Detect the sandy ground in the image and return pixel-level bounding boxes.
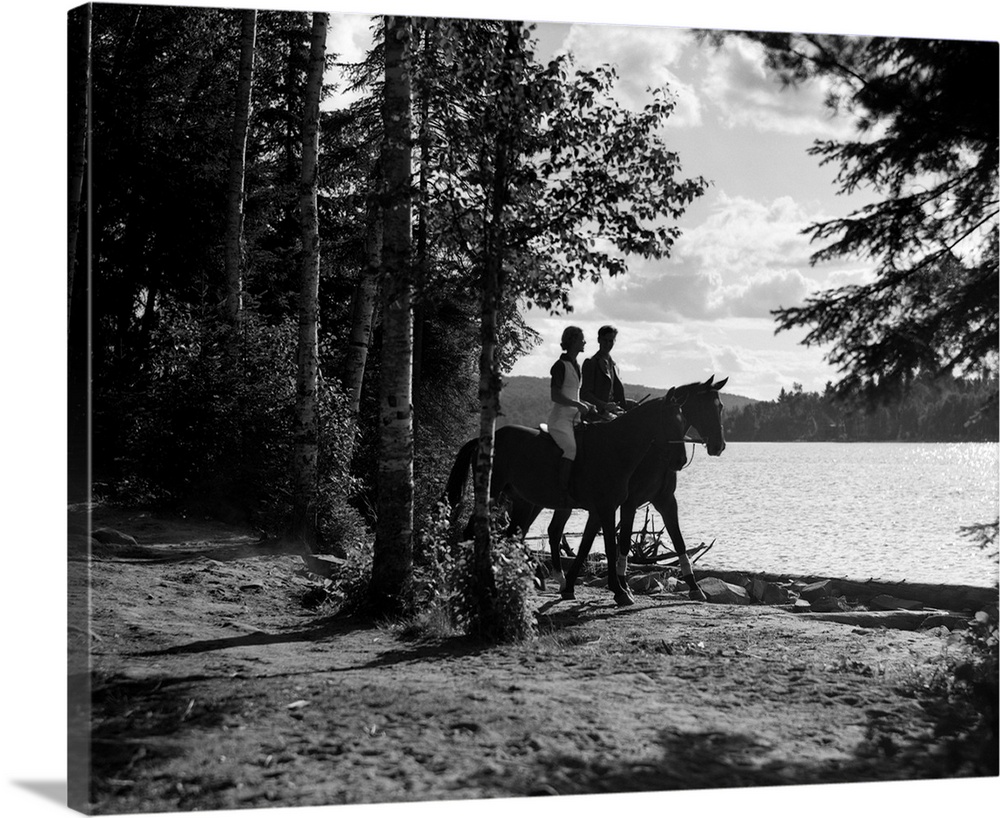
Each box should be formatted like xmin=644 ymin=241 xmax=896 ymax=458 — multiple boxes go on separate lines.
xmin=67 ymin=506 xmax=993 ymax=815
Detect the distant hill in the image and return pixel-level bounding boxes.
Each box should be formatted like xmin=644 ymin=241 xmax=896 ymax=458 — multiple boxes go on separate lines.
xmin=495 ymin=375 xmax=757 ymax=428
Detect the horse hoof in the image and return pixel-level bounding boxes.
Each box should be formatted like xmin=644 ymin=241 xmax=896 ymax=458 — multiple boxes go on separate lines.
xmin=689 ymin=588 xmax=707 ymax=602
xmin=614 ymin=592 xmax=635 ymax=607
xmin=561 ymin=589 xmax=576 ymax=601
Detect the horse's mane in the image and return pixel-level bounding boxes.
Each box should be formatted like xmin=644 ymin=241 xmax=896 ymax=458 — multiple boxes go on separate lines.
xmin=671 ymin=376 xmax=727 ymax=402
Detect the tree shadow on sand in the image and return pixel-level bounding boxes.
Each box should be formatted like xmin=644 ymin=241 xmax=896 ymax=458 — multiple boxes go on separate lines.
xmin=491 ymin=722 xmax=969 ymax=796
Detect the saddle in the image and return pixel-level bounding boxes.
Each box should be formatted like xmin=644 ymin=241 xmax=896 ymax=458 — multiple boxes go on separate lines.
xmin=536 ymin=410 xmax=612 ymax=452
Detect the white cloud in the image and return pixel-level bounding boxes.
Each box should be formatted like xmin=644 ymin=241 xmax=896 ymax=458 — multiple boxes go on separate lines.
xmin=581 ymin=191 xmax=826 ymax=322
xmin=324 ymin=13 xmax=378 ymax=110
xmin=328 ymin=13 xmax=376 ymax=63
xmin=558 ymin=23 xmax=703 ymax=126
xmin=701 ymin=38 xmax=854 ymax=138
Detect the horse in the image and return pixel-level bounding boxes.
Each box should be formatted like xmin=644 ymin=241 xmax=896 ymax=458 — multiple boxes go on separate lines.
xmin=507 ymin=376 xmax=728 ymax=605
xmin=444 ymin=393 xmax=689 ymax=606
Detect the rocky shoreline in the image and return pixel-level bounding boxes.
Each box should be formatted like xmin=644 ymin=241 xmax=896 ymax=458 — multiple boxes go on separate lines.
xmin=607 ymin=563 xmax=998 ymax=632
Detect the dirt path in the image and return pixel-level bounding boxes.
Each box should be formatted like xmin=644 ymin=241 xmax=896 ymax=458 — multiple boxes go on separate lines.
xmin=70 ymin=507 xmax=982 ymax=814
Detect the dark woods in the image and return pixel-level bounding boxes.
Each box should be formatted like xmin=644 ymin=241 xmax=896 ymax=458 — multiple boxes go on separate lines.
xmin=67 ymin=5 xmax=709 ymax=600
xmin=69 ymin=7 xmax=486 ymax=540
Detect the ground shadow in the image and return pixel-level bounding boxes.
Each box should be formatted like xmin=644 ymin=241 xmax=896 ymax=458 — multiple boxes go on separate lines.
xmin=136 ymin=613 xmax=373 ymax=657
xmin=485 ymin=718 xmax=968 ymax=797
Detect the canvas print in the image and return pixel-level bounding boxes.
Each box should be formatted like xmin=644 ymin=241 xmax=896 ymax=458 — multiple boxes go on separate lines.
xmin=66 ymin=1 xmax=998 ymax=814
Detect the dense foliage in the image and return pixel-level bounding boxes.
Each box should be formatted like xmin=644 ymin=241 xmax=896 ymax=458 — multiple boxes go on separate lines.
xmin=704 ymin=32 xmax=999 ymax=406
xmin=78 ymin=6 xmax=482 ymax=547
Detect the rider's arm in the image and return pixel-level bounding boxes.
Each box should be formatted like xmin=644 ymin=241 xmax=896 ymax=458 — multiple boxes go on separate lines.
xmin=580 ymin=357 xmax=600 ymax=408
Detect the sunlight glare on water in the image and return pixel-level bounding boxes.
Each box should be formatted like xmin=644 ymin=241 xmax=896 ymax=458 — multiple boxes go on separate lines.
xmin=528 ymin=442 xmax=999 ymax=587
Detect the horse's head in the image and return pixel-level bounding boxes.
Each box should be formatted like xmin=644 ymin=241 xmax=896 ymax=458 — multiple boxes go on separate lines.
xmin=675 ymin=375 xmax=728 ymax=456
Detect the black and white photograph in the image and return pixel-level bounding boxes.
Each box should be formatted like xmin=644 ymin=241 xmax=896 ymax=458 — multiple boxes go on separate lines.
xmin=3 ymin=1 xmax=999 ymax=816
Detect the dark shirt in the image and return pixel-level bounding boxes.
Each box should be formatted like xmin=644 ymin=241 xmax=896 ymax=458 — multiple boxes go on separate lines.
xmin=581 ymin=351 xmax=625 ymax=410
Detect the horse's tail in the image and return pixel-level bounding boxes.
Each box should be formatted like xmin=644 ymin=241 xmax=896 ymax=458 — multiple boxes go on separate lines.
xmin=444 ymin=437 xmax=478 ymax=507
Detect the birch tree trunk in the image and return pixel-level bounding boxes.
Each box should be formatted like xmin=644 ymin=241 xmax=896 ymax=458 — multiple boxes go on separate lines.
xmin=290 ymin=12 xmax=328 ymax=549
xmin=371 ymin=15 xmax=415 ymax=615
xmin=470 ymin=21 xmax=524 ymax=629
xmin=341 ymin=180 xmax=382 ymax=460
xmin=222 ymin=8 xmax=257 ymax=333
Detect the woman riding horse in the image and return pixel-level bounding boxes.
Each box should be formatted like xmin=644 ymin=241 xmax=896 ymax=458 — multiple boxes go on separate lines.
xmin=487 ymin=376 xmax=728 ymax=605
xmin=445 ymin=393 xmax=688 ymax=606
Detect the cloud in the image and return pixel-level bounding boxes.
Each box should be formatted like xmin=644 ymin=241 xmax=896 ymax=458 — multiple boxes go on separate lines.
xmin=701 ymin=38 xmax=855 ymax=138
xmin=324 ymin=13 xmax=379 ymax=109
xmin=327 ymin=13 xmax=376 ymax=63
xmin=558 ymin=23 xmax=703 ymax=126
xmin=585 ymin=191 xmax=827 ymax=322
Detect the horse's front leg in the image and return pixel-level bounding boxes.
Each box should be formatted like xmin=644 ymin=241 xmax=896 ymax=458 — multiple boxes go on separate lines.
xmin=561 ymin=514 xmax=600 ymax=600
xmin=599 ymin=508 xmax=634 ymax=607
xmin=653 ymin=474 xmax=706 ymax=601
xmin=547 ymin=507 xmax=572 ymax=593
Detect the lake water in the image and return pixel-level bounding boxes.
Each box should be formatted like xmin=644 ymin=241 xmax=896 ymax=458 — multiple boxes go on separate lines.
xmin=527 ymin=442 xmax=1000 ymax=588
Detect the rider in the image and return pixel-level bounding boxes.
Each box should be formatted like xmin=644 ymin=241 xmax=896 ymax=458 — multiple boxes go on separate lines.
xmin=581 ymin=325 xmax=636 ymax=416
xmin=548 ymin=326 xmax=595 ymax=506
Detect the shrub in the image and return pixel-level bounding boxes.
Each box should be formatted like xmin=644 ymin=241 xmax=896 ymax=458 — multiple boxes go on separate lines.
xmin=398 ymin=503 xmax=538 ymax=643
xmin=104 ymin=304 xmax=367 ymax=550
xmin=450 ymin=529 xmax=538 ymax=644
xmin=911 ymin=606 xmax=999 ymax=776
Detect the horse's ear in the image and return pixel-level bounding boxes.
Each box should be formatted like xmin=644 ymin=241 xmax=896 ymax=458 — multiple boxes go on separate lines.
xmin=665 ymin=387 xmax=676 ymax=402
xmin=713 ymin=376 xmax=729 ymax=391
xmin=703 ymin=375 xmax=715 ymax=388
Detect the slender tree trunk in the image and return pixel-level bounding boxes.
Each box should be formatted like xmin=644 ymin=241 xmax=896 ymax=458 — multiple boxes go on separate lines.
xmin=342 ymin=178 xmax=382 ymax=457
xmin=412 ymin=41 xmax=432 ymax=422
xmin=290 ymin=11 xmax=328 ymax=549
xmin=471 ymin=22 xmax=524 ymax=630
xmin=222 ymin=8 xmax=257 ymax=333
xmin=371 ymin=15 xmax=415 ymax=615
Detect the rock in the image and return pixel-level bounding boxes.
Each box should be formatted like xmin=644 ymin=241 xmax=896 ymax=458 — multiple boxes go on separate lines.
xmin=750 ymin=577 xmax=791 ymax=605
xmin=797 ymin=610 xmax=931 ymax=631
xmin=810 ymin=596 xmax=851 ymax=613
xmin=792 ymin=598 xmax=813 ymax=612
xmin=697 ymin=576 xmax=751 ymax=605
xmin=301 ymin=554 xmax=346 ymax=579
xmin=921 ymin=614 xmax=969 ymax=631
xmin=799 ymin=579 xmax=839 ymax=602
xmin=91 ymin=527 xmax=138 ymax=546
xmin=869 ymin=594 xmax=924 ymax=611
xmin=628 ymin=574 xmax=664 ymax=594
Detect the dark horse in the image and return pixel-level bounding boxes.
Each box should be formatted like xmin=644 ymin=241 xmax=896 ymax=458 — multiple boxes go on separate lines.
xmin=506 ymin=376 xmax=728 ymax=605
xmin=444 ymin=394 xmax=688 ymax=606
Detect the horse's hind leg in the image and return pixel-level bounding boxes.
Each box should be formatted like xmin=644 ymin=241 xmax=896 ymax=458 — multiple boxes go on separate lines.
xmin=561 ymin=514 xmax=600 ymax=600
xmin=547 ymin=508 xmax=572 ymax=592
xmin=653 ymin=474 xmax=706 ymax=601
xmin=616 ymin=502 xmax=638 ymax=588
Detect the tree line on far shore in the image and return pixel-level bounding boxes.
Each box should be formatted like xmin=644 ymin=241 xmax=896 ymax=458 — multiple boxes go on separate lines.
xmin=497 ymin=373 xmax=998 ymax=443
xmin=725 ymin=374 xmax=998 ymax=442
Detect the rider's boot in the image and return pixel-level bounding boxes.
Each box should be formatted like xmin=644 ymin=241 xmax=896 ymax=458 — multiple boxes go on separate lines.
xmin=558 ymin=457 xmax=575 ymax=508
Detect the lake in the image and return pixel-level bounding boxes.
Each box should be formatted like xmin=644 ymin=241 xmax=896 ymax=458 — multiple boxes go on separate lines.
xmin=527 ymin=441 xmax=1000 ymax=588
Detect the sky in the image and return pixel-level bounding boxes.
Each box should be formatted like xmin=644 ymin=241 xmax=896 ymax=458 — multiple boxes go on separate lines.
xmin=316 ymin=2 xmax=997 ymax=401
